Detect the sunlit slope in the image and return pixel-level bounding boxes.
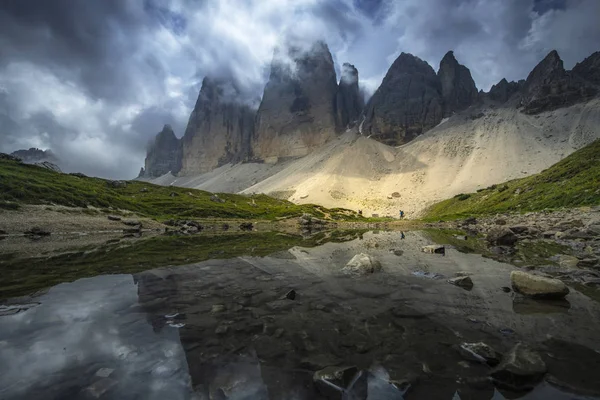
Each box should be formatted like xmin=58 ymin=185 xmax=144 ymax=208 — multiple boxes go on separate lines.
xmin=422 ymin=139 xmax=600 ymax=220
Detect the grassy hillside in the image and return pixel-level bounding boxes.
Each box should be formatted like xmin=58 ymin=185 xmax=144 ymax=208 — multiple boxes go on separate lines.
xmin=423 ymin=139 xmax=600 ymax=220
xmin=0 ymin=158 xmax=358 ymax=220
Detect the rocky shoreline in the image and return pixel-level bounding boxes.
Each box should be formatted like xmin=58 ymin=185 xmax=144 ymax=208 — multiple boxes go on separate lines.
xmin=449 ymin=206 xmax=600 ymax=288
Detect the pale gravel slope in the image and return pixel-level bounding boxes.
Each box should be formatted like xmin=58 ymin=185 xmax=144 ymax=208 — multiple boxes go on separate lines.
xmin=149 ymin=99 xmax=600 ymax=218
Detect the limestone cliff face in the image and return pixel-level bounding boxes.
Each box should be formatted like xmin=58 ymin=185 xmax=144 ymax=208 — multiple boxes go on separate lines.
xmin=335 ymin=63 xmax=364 ymax=130
xmin=437 ymin=51 xmax=478 ymax=116
xmin=143 ymin=125 xmax=182 ymax=178
xmin=520 ymin=50 xmax=597 ymax=114
xmin=252 ymin=41 xmax=338 ymax=163
xmin=179 ymin=77 xmax=255 ymax=175
xmin=361 ymin=53 xmax=443 ymax=146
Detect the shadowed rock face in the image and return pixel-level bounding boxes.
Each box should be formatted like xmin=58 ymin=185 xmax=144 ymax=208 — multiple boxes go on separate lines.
xmin=361 ymin=52 xmax=443 ymax=146
xmin=180 ymin=77 xmax=255 ymax=175
xmin=488 ymin=78 xmax=522 ymax=103
xmin=335 ymin=63 xmax=364 ymax=130
xmin=438 ymin=51 xmax=478 ymax=116
xmin=252 ymin=41 xmax=338 ymax=163
xmin=142 ymin=125 xmax=182 ymax=178
xmin=572 ymin=51 xmax=600 ymax=86
xmin=520 ymin=50 xmax=597 ymax=114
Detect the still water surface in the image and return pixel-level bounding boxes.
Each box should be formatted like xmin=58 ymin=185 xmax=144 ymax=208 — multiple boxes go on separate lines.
xmin=1 ymin=230 xmax=599 ymax=399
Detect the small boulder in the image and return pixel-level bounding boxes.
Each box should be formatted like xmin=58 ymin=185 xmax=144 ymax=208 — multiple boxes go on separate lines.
xmin=169 ymin=192 xmax=179 ymax=197
xmin=122 ymin=220 xmax=141 ymax=226
xmin=107 ymin=180 xmax=127 ymax=188
xmin=210 ymin=194 xmax=226 ymax=203
xmin=239 ymin=222 xmax=253 ymax=231
xmin=487 ymin=227 xmax=518 ymax=246
xmin=510 ymin=270 xmax=569 ymax=299
xmin=343 ymin=253 xmax=382 ymax=276
xmin=140 ymin=187 xmax=149 ymax=193
xmin=556 ymin=254 xmax=579 ymax=269
xmin=421 ymin=245 xmax=445 ymax=254
xmin=107 ymin=215 xmax=121 ymax=221
xmin=490 ymin=343 xmax=546 ymax=391
xmin=448 ymin=276 xmax=474 ymax=290
xmin=463 ymin=217 xmax=477 ymax=225
xmin=391 ymin=249 xmax=404 ymax=256
xmin=24 ymin=227 xmax=50 ymax=236
xmin=285 ymin=290 xmax=296 ymax=300
xmin=509 ymin=226 xmax=529 ymax=235
xmin=495 ymin=218 xmax=507 ymax=226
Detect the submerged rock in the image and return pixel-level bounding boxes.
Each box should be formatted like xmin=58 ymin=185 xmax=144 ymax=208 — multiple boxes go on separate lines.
xmin=458 ymin=342 xmax=500 ymax=366
xmin=511 ymin=270 xmax=569 ymax=299
xmin=313 ymin=366 xmax=366 ymax=400
xmin=490 ymin=343 xmax=547 ymax=391
xmin=343 ymin=253 xmax=382 ymax=276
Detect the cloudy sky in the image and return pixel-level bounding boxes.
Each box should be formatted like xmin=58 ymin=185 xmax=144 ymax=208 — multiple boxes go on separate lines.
xmin=0 ymin=0 xmax=599 ymax=179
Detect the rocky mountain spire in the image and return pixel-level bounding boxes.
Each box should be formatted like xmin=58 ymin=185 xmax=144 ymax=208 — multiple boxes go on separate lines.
xmin=572 ymin=51 xmax=600 ymax=86
xmin=252 ymin=40 xmax=338 ymax=163
xmin=361 ymin=52 xmax=443 ymax=146
xmin=335 ymin=63 xmax=364 ymax=130
xmin=437 ymin=51 xmax=478 ymax=116
xmin=142 ymin=124 xmax=182 ymax=178
xmin=520 ymin=50 xmax=597 ymax=114
xmin=179 ymin=77 xmax=255 ymax=174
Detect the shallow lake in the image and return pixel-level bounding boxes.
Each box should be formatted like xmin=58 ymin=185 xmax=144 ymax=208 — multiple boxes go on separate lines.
xmin=1 ymin=230 xmax=599 ymax=399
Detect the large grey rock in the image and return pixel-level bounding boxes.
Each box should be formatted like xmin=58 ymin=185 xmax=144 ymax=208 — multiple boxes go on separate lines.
xmin=252 ymin=41 xmax=338 ymax=163
xmin=361 ymin=52 xmax=443 ymax=146
xmin=520 ymin=50 xmax=597 ymax=114
xmin=335 ymin=63 xmax=364 ymax=130
xmin=510 ymin=270 xmax=570 ymax=299
xmin=142 ymin=125 xmax=182 ymax=178
xmin=343 ymin=253 xmax=382 ymax=276
xmin=180 ymin=77 xmax=255 ymax=174
xmin=490 ymin=343 xmax=547 ymax=391
xmin=437 ymin=51 xmax=478 ymax=116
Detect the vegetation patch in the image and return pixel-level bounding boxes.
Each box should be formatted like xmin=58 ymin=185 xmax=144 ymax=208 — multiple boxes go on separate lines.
xmin=0 ymin=158 xmax=356 ymax=221
xmin=423 ymin=139 xmax=600 ymax=220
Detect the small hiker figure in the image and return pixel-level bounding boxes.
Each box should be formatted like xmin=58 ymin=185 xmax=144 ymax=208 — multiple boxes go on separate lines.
xmin=358 ymin=209 xmax=363 ymax=215
xmin=401 ymin=231 xmax=405 ymax=240
xmin=399 ymin=210 xmax=404 ymax=219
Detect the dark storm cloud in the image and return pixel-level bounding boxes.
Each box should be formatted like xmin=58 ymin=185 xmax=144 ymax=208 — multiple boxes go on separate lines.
xmin=0 ymin=0 xmax=599 ymax=179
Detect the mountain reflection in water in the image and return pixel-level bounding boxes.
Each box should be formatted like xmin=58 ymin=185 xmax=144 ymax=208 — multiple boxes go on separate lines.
xmin=1 ymin=230 xmax=600 ymax=399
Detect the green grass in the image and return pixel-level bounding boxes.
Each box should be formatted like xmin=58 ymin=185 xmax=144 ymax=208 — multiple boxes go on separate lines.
xmin=0 ymin=158 xmax=358 ymax=221
xmin=423 ymin=139 xmax=600 ymax=220
xmin=0 ymin=229 xmax=368 ymax=300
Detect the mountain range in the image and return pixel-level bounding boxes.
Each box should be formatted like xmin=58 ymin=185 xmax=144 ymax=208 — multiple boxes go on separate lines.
xmin=139 ymin=42 xmax=600 ymax=216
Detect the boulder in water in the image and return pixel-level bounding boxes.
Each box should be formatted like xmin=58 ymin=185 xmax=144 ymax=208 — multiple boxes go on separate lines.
xmin=343 ymin=253 xmax=382 ymax=276
xmin=490 ymin=343 xmax=547 ymax=391
xmin=510 ymin=270 xmax=569 ymax=299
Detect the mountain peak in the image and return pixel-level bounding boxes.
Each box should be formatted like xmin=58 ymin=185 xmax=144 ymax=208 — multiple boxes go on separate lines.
xmin=437 ymin=50 xmax=478 ymax=116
